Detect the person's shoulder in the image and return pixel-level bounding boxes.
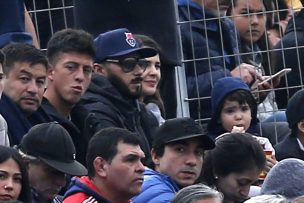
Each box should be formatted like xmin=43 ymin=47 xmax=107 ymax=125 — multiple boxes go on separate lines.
xmin=63 ymin=192 xmax=91 ymax=203
xmin=275 ymin=136 xmax=298 ymax=152
xmin=142 ymin=169 xmax=178 ymax=192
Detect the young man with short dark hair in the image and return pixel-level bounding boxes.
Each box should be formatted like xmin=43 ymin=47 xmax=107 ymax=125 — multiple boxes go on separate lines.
xmin=38 ymin=28 xmax=95 ymax=164
xmin=133 ymin=117 xmax=215 ymax=203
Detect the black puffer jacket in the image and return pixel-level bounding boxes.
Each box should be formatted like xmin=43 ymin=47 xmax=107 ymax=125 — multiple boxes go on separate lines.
xmin=78 ymin=74 xmax=158 ymax=159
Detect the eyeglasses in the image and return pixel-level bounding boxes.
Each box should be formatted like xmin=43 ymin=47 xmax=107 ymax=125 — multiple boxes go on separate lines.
xmin=105 ymin=58 xmax=149 ymax=73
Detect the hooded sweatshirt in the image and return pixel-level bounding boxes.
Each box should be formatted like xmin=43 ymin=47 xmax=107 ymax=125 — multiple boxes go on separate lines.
xmin=207 ymin=77 xmax=258 ymax=138
xmin=64 ymin=176 xmax=132 ymax=203
xmin=207 ymin=77 xmax=274 ymax=152
xmin=132 ymin=168 xmax=179 ymax=203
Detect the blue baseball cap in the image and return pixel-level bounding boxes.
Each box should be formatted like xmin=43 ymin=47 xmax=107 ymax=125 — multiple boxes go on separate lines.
xmin=0 ymin=32 xmax=33 ymax=48
xmin=94 ymin=28 xmax=157 ymax=63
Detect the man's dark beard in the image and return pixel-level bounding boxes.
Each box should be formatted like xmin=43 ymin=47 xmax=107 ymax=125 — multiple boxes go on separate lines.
xmin=107 ymin=73 xmax=142 ymax=99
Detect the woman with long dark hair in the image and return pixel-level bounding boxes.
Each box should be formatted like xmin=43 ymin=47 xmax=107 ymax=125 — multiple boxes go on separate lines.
xmin=200 ymin=133 xmax=266 ymax=203
xmin=0 ymin=146 xmax=31 ymax=203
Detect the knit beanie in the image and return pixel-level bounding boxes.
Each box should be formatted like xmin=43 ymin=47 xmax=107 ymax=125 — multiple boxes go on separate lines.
xmin=261 ymin=158 xmax=304 ymax=200
xmin=286 ymin=89 xmax=304 ymax=129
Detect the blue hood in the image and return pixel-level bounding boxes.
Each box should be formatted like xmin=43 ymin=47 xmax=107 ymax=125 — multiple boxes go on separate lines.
xmin=207 ymin=77 xmax=258 ymax=139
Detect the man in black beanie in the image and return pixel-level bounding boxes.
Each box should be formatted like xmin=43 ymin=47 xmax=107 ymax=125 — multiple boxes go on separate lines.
xmin=275 ymin=89 xmax=304 ymax=161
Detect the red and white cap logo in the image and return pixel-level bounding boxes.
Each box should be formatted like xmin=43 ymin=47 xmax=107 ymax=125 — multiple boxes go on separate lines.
xmin=125 ymin=32 xmax=136 ymax=47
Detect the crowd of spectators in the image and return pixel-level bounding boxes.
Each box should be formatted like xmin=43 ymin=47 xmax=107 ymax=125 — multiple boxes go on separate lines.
xmin=0 ymin=0 xmax=304 ymax=203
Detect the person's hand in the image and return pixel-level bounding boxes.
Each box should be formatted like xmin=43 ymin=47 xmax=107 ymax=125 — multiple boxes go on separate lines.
xmin=231 ymin=63 xmax=263 ymax=85
xmin=264 ymin=155 xmax=278 ymax=173
xmin=251 ymin=75 xmax=280 ymax=103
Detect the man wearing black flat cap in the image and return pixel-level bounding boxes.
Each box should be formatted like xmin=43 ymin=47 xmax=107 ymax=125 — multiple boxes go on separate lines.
xmin=133 ymin=117 xmax=215 ymax=203
xmin=18 ymin=122 xmax=87 ymax=203
xmin=76 ymin=28 xmax=159 ymax=160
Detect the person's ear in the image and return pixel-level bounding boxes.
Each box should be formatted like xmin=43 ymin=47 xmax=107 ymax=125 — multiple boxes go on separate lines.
xmin=93 ymin=63 xmax=108 ymax=76
xmin=297 ymin=121 xmax=304 ymax=134
xmin=47 ymin=64 xmax=55 ymax=81
xmin=151 ymin=148 xmax=160 ymax=166
xmin=22 ymin=158 xmax=31 ymax=170
xmin=93 ymin=156 xmax=108 ymax=177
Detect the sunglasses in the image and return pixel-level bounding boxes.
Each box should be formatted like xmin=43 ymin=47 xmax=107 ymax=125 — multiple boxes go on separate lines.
xmin=105 ymin=58 xmax=149 ymax=73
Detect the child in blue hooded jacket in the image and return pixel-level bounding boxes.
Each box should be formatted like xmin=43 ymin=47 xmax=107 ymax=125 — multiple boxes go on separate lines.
xmin=208 ymin=77 xmax=276 ymax=173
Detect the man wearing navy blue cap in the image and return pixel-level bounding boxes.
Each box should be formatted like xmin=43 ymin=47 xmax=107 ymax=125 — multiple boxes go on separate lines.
xmin=77 ymin=28 xmax=158 ymax=160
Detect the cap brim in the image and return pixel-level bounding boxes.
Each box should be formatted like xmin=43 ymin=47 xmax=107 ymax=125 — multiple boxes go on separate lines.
xmin=108 ymin=47 xmax=157 ymax=59
xmin=40 ymin=158 xmax=87 ymax=176
xmin=166 ymin=134 xmax=215 ymax=150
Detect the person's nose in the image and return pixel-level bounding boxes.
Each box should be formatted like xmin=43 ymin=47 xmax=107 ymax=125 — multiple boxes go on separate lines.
xmin=240 ymin=185 xmax=250 ymax=198
xmin=235 ymin=111 xmax=243 ymax=120
xmin=185 ymin=152 xmax=198 ymax=167
xmin=4 ymin=178 xmax=14 ymax=191
xmin=133 ymin=65 xmax=145 ymax=76
xmin=148 ymin=65 xmax=158 ymax=76
xmin=75 ymin=67 xmax=85 ymax=82
xmin=27 ymin=80 xmax=39 ymax=94
xmin=251 ymin=14 xmax=259 ymax=25
xmin=54 ymin=173 xmax=66 ymax=188
xmin=136 ymin=160 xmax=145 ymax=174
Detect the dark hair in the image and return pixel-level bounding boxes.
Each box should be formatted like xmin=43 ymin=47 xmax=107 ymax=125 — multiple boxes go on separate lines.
xmin=0 ymin=49 xmax=5 ymax=66
xmin=0 ymin=146 xmax=31 ymax=203
xmin=225 ymin=90 xmax=256 ymax=111
xmin=227 ymin=0 xmax=268 ymax=23
xmin=200 ymin=133 xmax=266 ymax=186
xmin=135 ymin=34 xmax=162 ymax=54
xmin=218 ymin=90 xmax=257 ymax=121
xmin=147 ymin=145 xmax=165 ymax=170
xmin=86 ymin=127 xmax=141 ymax=177
xmin=2 ymin=43 xmax=48 ymax=75
xmin=47 ymin=28 xmax=95 ymax=65
xmin=134 ymin=34 xmax=166 ymax=117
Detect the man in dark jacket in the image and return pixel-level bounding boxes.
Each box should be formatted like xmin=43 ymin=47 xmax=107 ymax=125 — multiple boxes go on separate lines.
xmin=271 ymin=8 xmax=304 ymax=109
xmin=178 ymin=0 xmax=261 ymax=121
xmin=275 ymin=89 xmax=304 ymax=161
xmin=0 ymin=43 xmax=48 ymax=145
xmin=19 ymin=122 xmax=87 ymax=203
xmin=78 ymin=28 xmax=158 ymax=159
xmin=63 ymin=127 xmax=145 ymax=203
xmin=37 ymin=28 xmax=95 ymax=165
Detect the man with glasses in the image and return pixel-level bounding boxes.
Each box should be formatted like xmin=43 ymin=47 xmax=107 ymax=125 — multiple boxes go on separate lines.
xmin=77 ymin=28 xmax=158 ymax=160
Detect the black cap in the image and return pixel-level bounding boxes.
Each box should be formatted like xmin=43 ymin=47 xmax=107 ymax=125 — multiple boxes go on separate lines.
xmin=286 ymin=89 xmax=304 ymax=129
xmin=152 ymin=118 xmax=215 ymax=149
xmin=19 ymin=122 xmax=87 ymax=176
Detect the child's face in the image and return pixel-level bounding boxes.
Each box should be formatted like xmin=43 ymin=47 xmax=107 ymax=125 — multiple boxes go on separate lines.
xmin=220 ymin=100 xmax=252 ymax=132
xmin=0 ymin=64 xmax=4 ymax=98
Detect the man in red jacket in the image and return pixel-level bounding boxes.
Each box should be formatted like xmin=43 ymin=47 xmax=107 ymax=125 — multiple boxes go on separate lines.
xmin=63 ymin=127 xmax=145 ymax=203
